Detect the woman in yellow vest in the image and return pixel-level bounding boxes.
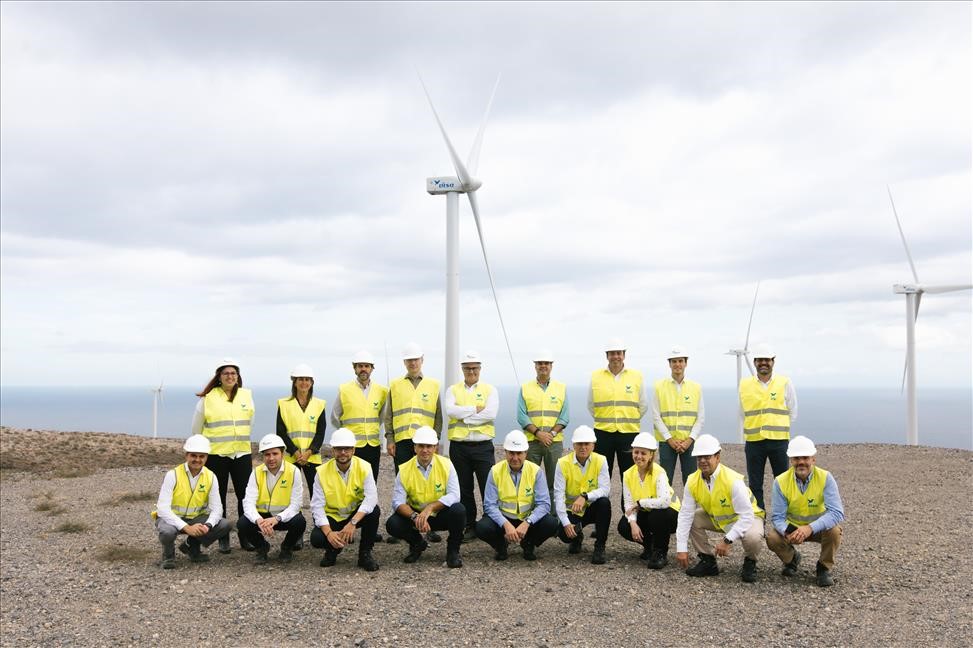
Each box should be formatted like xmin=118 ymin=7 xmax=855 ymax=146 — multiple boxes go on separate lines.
xmin=191 ymin=357 xmax=255 ymax=552
xmin=618 ymin=432 xmax=680 ymax=570
xmin=276 ymin=364 xmax=327 ymax=491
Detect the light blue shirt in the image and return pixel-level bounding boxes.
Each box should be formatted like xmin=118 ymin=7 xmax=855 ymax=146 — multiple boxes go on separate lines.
xmin=516 ymin=382 xmax=570 ymax=430
xmin=771 ymin=470 xmax=845 ymax=535
xmin=483 ymin=462 xmax=551 ymax=527
xmin=391 ymin=457 xmax=461 ymax=510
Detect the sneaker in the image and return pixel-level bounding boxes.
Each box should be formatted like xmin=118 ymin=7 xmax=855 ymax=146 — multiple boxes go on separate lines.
xmin=782 ymin=550 xmax=802 ymax=577
xmin=254 ymin=549 xmax=269 ymax=565
xmin=494 ymin=542 xmax=509 ymax=561
xmin=319 ymin=551 xmax=338 ymax=567
xmin=279 ymin=547 xmax=294 ymax=563
xmin=647 ymin=550 xmax=667 ymax=570
xmin=403 ymin=539 xmax=429 ymax=564
xmin=218 ymin=536 xmax=231 ymax=555
xmin=816 ymin=561 xmax=834 ymax=587
xmin=686 ymin=554 xmax=719 ymax=577
xmin=591 ymin=545 xmax=606 ymax=565
xmin=446 ymin=550 xmax=463 ymax=568
xmin=426 ymin=530 xmax=443 ymax=543
xmin=357 ymin=551 xmax=380 ymax=572
xmin=741 ymin=557 xmax=757 ymax=583
xmin=521 ymin=543 xmax=537 ymax=561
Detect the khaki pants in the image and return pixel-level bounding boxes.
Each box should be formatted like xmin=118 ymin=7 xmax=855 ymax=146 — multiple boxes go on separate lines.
xmin=766 ymin=524 xmax=842 ymax=570
xmin=689 ymin=509 xmax=764 ymax=560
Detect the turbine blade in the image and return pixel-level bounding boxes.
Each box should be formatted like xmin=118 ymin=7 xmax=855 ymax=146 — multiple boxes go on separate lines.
xmin=887 ymin=186 xmax=920 ymax=284
xmin=922 ymin=284 xmax=973 ymax=294
xmin=744 ymin=281 xmax=760 ymax=352
xmin=417 ymin=72 xmax=473 ymax=187
xmin=467 ymin=74 xmax=501 ymax=177
xmin=467 ymin=191 xmax=519 ymax=385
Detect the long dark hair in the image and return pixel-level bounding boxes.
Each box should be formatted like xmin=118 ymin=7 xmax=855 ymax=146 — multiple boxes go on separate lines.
xmin=196 ymin=365 xmax=243 ymax=401
xmin=289 ymin=377 xmax=314 ymax=401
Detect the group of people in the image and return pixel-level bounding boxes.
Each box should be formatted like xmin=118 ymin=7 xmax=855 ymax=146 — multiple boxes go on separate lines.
xmin=153 ymin=340 xmax=844 ymax=586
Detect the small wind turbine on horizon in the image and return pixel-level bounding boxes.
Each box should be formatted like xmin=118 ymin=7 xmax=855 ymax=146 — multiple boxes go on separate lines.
xmin=887 ymin=187 xmax=972 ymax=446
xmin=727 ymin=282 xmax=760 ymax=442
xmin=150 ymin=380 xmax=164 ymax=439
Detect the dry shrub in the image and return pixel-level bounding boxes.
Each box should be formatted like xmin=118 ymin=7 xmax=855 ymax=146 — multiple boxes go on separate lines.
xmin=105 ymin=490 xmax=156 ymax=505
xmin=50 ymin=465 xmax=96 ymax=479
xmin=94 ymin=545 xmax=154 ymax=563
xmin=54 ymin=521 xmax=91 ymax=534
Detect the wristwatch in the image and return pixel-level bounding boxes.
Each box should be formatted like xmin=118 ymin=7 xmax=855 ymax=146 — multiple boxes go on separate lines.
xmin=410 ymin=512 xmax=419 ymax=521
xmin=722 ymin=536 xmax=733 ymax=544
xmin=274 ymin=515 xmax=282 ymax=523
xmin=580 ymin=492 xmax=589 ymax=500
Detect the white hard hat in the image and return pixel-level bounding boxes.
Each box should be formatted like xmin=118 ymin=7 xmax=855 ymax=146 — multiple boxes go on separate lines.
xmin=604 ymin=338 xmax=626 ymax=352
xmin=787 ymin=435 xmax=817 ymax=457
xmin=352 ymin=350 xmax=376 ymax=365
xmin=571 ymin=425 xmax=597 ymax=444
xmin=290 ymin=363 xmax=315 ymax=379
xmin=692 ymin=434 xmax=722 ymax=456
xmin=751 ymin=344 xmax=776 ymax=360
xmin=533 ymin=350 xmax=554 ymax=363
xmin=216 ymin=357 xmax=239 ymax=372
xmin=412 ymin=426 xmax=439 ymax=446
xmin=330 ymin=428 xmax=357 ymax=448
xmin=258 ymin=434 xmax=286 ymax=453
xmin=630 ymin=432 xmax=659 ymax=451
xmin=667 ymin=345 xmax=689 ymax=360
xmin=401 ymin=342 xmax=424 ymax=360
xmin=503 ymin=430 xmax=529 ymax=452
xmin=184 ymin=434 xmax=211 ymax=454
xmin=461 ymin=350 xmax=482 ymax=364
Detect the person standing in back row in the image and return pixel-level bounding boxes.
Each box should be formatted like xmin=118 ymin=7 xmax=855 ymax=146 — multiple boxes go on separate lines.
xmin=517 ymin=350 xmax=569 ymax=502
xmin=652 ymin=345 xmax=705 ymax=489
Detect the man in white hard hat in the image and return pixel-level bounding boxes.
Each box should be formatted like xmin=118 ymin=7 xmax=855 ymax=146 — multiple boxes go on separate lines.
xmin=675 ymin=434 xmax=765 ymax=583
xmin=444 ymin=350 xmax=499 ymax=541
xmin=652 ymin=345 xmax=705 ymax=489
xmin=152 ymin=435 xmax=231 ymax=569
xmin=385 ymin=426 xmax=466 ymax=568
xmin=474 ymin=430 xmax=560 ymax=561
xmin=384 ymin=342 xmax=443 ymax=471
xmin=766 ymin=436 xmax=844 ymax=587
xmin=739 ymin=343 xmax=798 ymax=510
xmin=309 ymin=428 xmax=381 ymax=571
xmin=618 ymin=432 xmax=680 ymax=570
xmin=553 ymin=425 xmax=612 ymax=565
xmin=587 ymin=339 xmax=647 ymax=496
xmin=517 ymin=350 xmax=569 ymax=503
xmin=237 ymin=434 xmax=307 ymax=564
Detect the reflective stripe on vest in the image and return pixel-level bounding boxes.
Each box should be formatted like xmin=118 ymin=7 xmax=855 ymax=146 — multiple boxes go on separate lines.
xmin=279 ymin=396 xmax=327 ymax=465
xmin=202 ymin=388 xmax=254 ymax=456
xmin=390 ymin=377 xmax=440 ymax=442
xmin=152 ymin=464 xmax=214 ymax=520
xmin=686 ymin=465 xmax=764 ymax=531
xmin=740 ymin=375 xmax=791 ymax=442
xmin=338 ymin=381 xmax=389 ymax=447
xmin=653 ymin=379 xmax=701 ymax=442
xmin=447 ymin=383 xmax=495 ymax=440
xmin=316 ymin=456 xmax=369 ymax=522
xmin=255 ymin=462 xmax=297 ymax=515
xmin=521 ymin=380 xmax=566 ymax=442
xmin=622 ymin=463 xmax=680 ymax=512
xmin=492 ymin=460 xmax=541 ymax=521
xmin=590 ymin=369 xmax=643 ymax=433
xmin=399 ymin=454 xmax=452 ymax=517
xmin=557 ymin=452 xmax=606 ymax=513
xmin=776 ymin=466 xmax=829 ymax=527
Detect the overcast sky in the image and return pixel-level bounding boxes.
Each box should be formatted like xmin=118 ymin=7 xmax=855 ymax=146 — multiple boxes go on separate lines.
xmin=1 ymin=1 xmax=970 ymax=390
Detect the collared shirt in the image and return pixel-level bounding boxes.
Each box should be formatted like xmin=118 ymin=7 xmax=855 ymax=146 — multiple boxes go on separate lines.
xmin=516 ymin=381 xmax=570 ymax=431
xmin=737 ymin=375 xmax=798 ymax=435
xmin=482 ymin=464 xmax=552 ymax=527
xmin=771 ymin=470 xmax=845 ymax=535
xmin=622 ymin=468 xmax=673 ymax=522
xmin=242 ymin=464 xmax=304 ymax=524
xmin=329 ymin=379 xmax=389 ymax=444
xmin=382 ymin=373 xmax=444 ymax=440
xmin=390 ymin=458 xmax=461 ymax=510
xmin=586 ymin=368 xmax=649 ymax=418
xmin=310 ymin=463 xmax=378 ymax=528
xmin=552 ymin=454 xmax=611 ymax=527
xmin=191 ymin=398 xmax=251 ymax=459
xmin=443 ymin=381 xmax=499 ymax=442
xmin=651 ymin=378 xmax=706 ymax=440
xmin=675 ymin=464 xmax=755 ymax=553
xmin=155 ymin=463 xmax=223 ymax=530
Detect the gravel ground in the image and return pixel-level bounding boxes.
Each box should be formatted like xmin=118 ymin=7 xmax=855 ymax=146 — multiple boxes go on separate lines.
xmin=1 ymin=428 xmax=971 ymax=647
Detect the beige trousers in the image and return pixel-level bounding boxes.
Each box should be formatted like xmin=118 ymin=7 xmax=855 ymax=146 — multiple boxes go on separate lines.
xmin=766 ymin=524 xmax=842 ymax=570
xmin=689 ymin=508 xmax=764 ymax=560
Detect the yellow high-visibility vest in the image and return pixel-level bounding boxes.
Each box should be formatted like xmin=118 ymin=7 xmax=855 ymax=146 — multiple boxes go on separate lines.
xmin=622 ymin=463 xmax=680 ymax=512
xmin=202 ymin=388 xmax=254 ymax=456
xmin=776 ymin=466 xmax=830 ymax=528
xmin=338 ymin=381 xmax=389 ymax=448
xmin=686 ymin=465 xmax=764 ymax=531
xmin=521 ymin=380 xmax=566 ymax=442
xmin=740 ymin=375 xmax=792 ymax=442
xmin=447 ymin=383 xmax=495 ymax=441
xmin=278 ymin=396 xmax=326 ymax=464
xmin=590 ymin=369 xmax=643 ymax=433
xmin=151 ymin=464 xmax=214 ymax=520
xmin=254 ymin=462 xmax=298 ymax=516
xmin=653 ymin=379 xmax=701 ymax=442
xmin=399 ymin=454 xmax=452 ymax=517
xmin=316 ymin=456 xmax=369 ymax=522
xmin=557 ymin=452 xmax=606 ymax=513
xmin=390 ymin=377 xmax=440 ymax=442
xmin=492 ymin=460 xmax=542 ymax=521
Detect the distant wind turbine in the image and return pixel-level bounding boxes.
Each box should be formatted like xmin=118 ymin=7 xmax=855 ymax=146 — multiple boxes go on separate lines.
xmin=727 ymin=282 xmax=760 ymax=442
xmin=150 ymin=380 xmax=164 ymax=439
xmin=887 ymin=187 xmax=972 ymax=446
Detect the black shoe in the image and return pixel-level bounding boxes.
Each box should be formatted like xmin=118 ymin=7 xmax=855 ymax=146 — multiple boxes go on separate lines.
xmin=782 ymin=550 xmax=802 ymax=577
xmin=741 ymin=557 xmax=757 ymax=583
xmin=521 ymin=543 xmax=537 ymax=561
xmin=426 ymin=530 xmax=443 ymax=543
xmin=647 ymin=550 xmax=667 ymax=570
xmin=357 ymin=551 xmax=380 ymax=572
xmin=591 ymin=544 xmax=606 ymax=565
xmin=254 ymin=549 xmax=269 ymax=565
xmin=161 ymin=545 xmax=176 ymax=569
xmin=446 ymin=550 xmax=463 ymax=568
xmin=387 ymin=536 xmax=400 ymax=545
xmin=461 ymin=527 xmax=476 ymax=544
xmin=161 ymin=558 xmax=176 ymax=569
xmin=279 ymin=547 xmax=294 ymax=563
xmin=179 ymin=540 xmax=209 ymax=563
xmin=686 ymin=553 xmax=719 ymax=577
xmin=568 ymin=536 xmax=583 ymax=555
xmin=320 ymin=551 xmax=338 ymax=567
xmin=373 ymin=532 xmax=383 ymax=543
xmin=816 ymin=561 xmax=834 ymax=587
xmin=240 ymin=534 xmax=257 ymax=551
xmin=293 ymin=538 xmax=304 ymax=551
xmin=403 ymin=540 xmax=428 ymax=564
xmin=218 ymin=535 xmax=231 ymax=555
xmin=494 ymin=542 xmax=509 ymax=561
xmin=639 ymin=547 xmax=651 ymax=561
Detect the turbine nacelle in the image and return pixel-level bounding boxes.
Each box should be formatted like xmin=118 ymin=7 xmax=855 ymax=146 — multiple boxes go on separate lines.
xmin=426 ymin=176 xmax=482 ymax=195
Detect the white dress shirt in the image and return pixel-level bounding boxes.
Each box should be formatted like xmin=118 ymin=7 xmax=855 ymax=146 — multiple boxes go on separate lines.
xmin=310 ymin=462 xmax=378 ymax=528
xmin=242 ymin=464 xmax=304 ymax=524
xmin=155 ymin=463 xmax=223 ymax=530
xmin=552 ymin=454 xmax=611 ymax=527
xmin=443 ymin=382 xmax=499 ymax=442
xmin=675 ymin=464 xmax=756 ymax=553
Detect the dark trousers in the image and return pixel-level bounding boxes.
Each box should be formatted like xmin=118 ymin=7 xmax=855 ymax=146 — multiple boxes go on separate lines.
xmin=526 ymin=439 xmax=562 ymax=504
xmin=309 ymin=507 xmax=381 ymax=556
xmin=356 ymin=444 xmax=381 ymax=481
xmin=594 ymin=429 xmax=635 ymax=507
xmin=156 ymin=514 xmax=231 ymax=548
xmin=557 ymin=497 xmax=611 ymax=546
xmin=448 ymin=440 xmax=495 ymax=528
xmin=393 ymin=438 xmax=416 ymax=474
xmin=205 ymin=454 xmax=253 ymax=519
xmin=745 ymin=439 xmax=789 ymax=510
xmin=236 ymin=512 xmax=307 ymax=552
xmin=659 ymin=440 xmax=697 ymax=489
xmin=474 ymin=513 xmax=560 ymax=550
xmin=386 ymin=502 xmax=466 ymax=552
xmin=616 ymin=508 xmax=678 ymax=552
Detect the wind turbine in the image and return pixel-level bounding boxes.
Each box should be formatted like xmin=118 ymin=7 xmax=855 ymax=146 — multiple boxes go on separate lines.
xmin=727 ymin=282 xmax=760 ymax=442
xmin=887 ymin=187 xmax=972 ymax=446
xmin=419 ymin=74 xmax=519 ymax=394
xmin=150 ymin=380 xmax=164 ymax=439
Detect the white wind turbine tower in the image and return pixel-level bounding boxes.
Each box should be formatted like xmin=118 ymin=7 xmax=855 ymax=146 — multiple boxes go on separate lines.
xmin=887 ymin=187 xmax=972 ymax=446
xmin=727 ymin=282 xmax=760 ymax=442
xmin=150 ymin=380 xmax=164 ymax=439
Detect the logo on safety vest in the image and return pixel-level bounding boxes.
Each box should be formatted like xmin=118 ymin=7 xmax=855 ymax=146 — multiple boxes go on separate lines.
xmin=684 ymin=395 xmax=690 ymax=402
xmin=525 ymin=487 xmax=533 ymax=496
xmin=354 ymin=486 xmax=363 ymax=496
xmin=310 ymin=415 xmax=317 ymax=422
xmin=807 ymin=498 xmax=815 ymax=506
xmin=587 ymin=478 xmax=595 ymax=487
xmin=770 ymin=392 xmax=778 ymax=400
xmin=421 ymin=393 xmax=429 ymax=400
xmin=719 ymin=497 xmax=728 ymax=506
xmin=625 ymin=385 xmax=633 ymax=393
xmin=435 ymin=483 xmax=444 ymax=493
xmin=373 ymin=401 xmax=379 ymax=409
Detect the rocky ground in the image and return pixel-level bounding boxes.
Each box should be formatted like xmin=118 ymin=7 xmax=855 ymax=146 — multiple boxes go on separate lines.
xmin=0 ymin=426 xmax=970 ymax=647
